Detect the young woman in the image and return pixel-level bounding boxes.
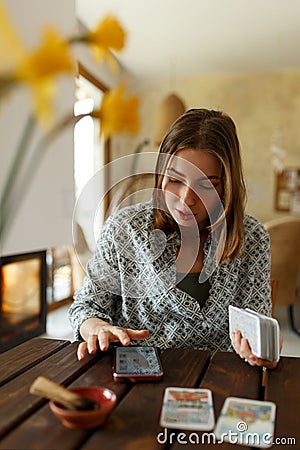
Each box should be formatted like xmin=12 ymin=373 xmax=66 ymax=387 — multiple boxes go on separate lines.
xmin=69 ymin=108 xmax=279 ymax=369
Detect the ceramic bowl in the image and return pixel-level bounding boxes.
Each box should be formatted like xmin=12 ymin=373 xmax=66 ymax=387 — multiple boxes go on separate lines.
xmin=49 ymin=386 xmax=117 ymax=429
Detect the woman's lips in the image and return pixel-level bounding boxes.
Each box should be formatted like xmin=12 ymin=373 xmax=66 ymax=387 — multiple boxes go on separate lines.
xmin=176 ymin=209 xmax=195 ymax=221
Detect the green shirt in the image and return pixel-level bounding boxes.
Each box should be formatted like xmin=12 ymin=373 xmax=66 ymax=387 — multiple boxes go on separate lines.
xmin=176 ymin=273 xmax=211 ymax=308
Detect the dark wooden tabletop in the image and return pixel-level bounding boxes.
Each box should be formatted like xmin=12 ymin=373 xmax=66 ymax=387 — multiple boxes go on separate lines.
xmin=0 ymin=338 xmax=298 ymax=450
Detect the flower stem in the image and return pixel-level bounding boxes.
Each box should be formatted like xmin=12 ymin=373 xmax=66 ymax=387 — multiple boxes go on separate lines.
xmin=0 ymin=112 xmax=89 ymax=244
xmin=67 ymin=35 xmax=90 ymax=45
xmin=0 ymin=115 xmax=36 ymax=243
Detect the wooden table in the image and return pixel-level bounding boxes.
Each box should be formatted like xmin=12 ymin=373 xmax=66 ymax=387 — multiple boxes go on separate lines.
xmin=0 ymin=338 xmax=298 ymax=450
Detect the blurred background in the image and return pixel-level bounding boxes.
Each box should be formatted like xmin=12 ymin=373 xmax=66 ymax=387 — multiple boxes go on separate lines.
xmin=0 ymin=0 xmax=299 ymax=354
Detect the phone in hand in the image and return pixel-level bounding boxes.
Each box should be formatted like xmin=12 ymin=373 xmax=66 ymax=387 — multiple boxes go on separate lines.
xmin=113 ymin=346 xmax=163 ymax=382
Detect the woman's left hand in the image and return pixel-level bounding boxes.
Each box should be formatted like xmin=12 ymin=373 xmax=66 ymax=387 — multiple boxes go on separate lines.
xmin=231 ymin=330 xmax=280 ymax=370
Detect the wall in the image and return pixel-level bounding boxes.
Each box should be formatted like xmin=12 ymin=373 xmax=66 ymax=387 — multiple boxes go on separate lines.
xmin=0 ymin=0 xmax=76 ymax=256
xmin=0 ymin=0 xmax=135 ymax=256
xmin=129 ymin=71 xmax=300 ymax=223
xmin=2 ymin=0 xmax=299 ymax=255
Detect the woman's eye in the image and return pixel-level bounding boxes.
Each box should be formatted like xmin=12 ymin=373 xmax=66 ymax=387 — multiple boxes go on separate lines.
xmin=198 ymin=181 xmax=221 ymax=191
xmin=198 ymin=182 xmax=214 ymax=190
xmin=168 ymin=177 xmax=181 ymax=183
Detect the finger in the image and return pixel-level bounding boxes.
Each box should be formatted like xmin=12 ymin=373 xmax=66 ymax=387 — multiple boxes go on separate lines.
xmin=238 ymin=337 xmax=254 ymax=361
xmin=240 ymin=337 xmax=251 ymax=355
xmin=231 ymin=331 xmax=252 ymax=361
xmin=87 ymin=334 xmax=99 ymax=354
xmin=97 ymin=327 xmax=150 ymax=351
xmin=231 ymin=330 xmax=242 ymax=352
xmin=232 ymin=330 xmax=279 ymax=369
xmin=77 ymin=341 xmax=87 ymax=361
xmin=263 ymin=360 xmax=278 ymax=369
xmin=97 ymin=329 xmax=111 ymax=351
xmin=249 ymin=357 xmax=278 ymax=369
xmin=246 ymin=355 xmax=258 ymax=366
xmin=98 ymin=327 xmax=131 ymax=350
xmin=110 ymin=327 xmax=131 ymax=346
xmin=243 ymin=351 xmax=279 ymax=368
xmin=126 ymin=329 xmax=150 ymax=340
xmin=105 ymin=327 xmax=149 ymax=348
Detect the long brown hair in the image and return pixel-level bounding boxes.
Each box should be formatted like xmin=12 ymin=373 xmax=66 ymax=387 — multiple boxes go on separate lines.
xmin=153 ymin=108 xmax=246 ymax=262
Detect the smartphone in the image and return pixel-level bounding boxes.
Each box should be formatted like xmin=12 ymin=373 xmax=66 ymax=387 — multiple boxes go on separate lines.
xmin=113 ymin=346 xmax=163 ymax=382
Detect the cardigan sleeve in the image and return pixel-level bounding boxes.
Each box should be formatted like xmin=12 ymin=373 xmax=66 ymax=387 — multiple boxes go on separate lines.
xmin=237 ymin=216 xmax=272 ymax=317
xmin=68 ymin=216 xmax=122 ymax=341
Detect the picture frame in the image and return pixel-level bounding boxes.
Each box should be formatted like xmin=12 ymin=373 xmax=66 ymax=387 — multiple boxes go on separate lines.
xmin=274 ymin=168 xmax=300 ymax=212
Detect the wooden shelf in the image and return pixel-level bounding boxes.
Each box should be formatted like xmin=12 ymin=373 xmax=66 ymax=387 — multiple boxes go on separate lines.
xmin=275 ymin=168 xmax=300 ymax=212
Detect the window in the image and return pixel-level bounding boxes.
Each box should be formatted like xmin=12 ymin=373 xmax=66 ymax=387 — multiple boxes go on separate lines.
xmin=74 ymin=65 xmax=110 ymax=252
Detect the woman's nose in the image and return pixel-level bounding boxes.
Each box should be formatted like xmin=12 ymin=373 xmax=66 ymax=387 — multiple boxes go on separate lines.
xmin=180 ymin=184 xmax=196 ymax=205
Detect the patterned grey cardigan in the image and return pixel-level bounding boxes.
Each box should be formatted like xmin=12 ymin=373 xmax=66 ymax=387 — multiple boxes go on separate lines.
xmin=69 ymin=201 xmax=271 ymax=353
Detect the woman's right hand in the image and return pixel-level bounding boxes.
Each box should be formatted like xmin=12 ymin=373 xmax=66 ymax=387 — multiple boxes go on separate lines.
xmin=77 ymin=318 xmax=149 ymax=360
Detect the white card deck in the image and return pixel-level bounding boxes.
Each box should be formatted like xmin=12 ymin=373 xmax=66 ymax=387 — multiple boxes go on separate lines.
xmin=229 ymin=305 xmax=280 ymax=361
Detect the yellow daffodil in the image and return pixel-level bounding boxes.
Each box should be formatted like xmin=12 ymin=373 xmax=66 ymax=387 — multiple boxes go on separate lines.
xmin=90 ymin=16 xmax=125 ymax=51
xmin=86 ymin=16 xmax=126 ymax=70
xmin=97 ymin=85 xmax=139 ymax=139
xmin=0 ymin=0 xmax=24 ymax=99
xmin=16 ymin=27 xmax=74 ymax=82
xmin=0 ymin=0 xmax=74 ymax=125
xmin=0 ymin=0 xmax=24 ymax=72
xmin=30 ymin=80 xmax=56 ymax=127
xmin=15 ymin=27 xmax=74 ymax=125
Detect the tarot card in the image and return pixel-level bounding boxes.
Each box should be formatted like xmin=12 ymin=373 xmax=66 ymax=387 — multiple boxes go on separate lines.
xmin=159 ymin=387 xmax=215 ymax=430
xmin=214 ymin=397 xmax=276 ymax=448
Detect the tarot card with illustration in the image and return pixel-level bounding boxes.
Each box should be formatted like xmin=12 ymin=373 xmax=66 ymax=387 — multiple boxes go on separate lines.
xmin=214 ymin=397 xmax=276 ymax=448
xmin=159 ymin=387 xmax=215 ymax=430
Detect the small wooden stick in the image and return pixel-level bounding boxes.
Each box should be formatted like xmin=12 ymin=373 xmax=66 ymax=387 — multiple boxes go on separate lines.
xmin=30 ymin=376 xmax=98 ymax=410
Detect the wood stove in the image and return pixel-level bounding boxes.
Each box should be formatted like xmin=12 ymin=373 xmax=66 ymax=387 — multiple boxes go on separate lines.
xmin=0 ymin=250 xmax=47 ymax=353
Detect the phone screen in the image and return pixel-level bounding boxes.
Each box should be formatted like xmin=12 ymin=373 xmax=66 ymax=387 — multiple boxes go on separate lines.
xmin=113 ymin=346 xmax=163 ymax=381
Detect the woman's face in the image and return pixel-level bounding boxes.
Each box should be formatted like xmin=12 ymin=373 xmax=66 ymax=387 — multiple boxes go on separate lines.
xmin=161 ymin=148 xmax=223 ymax=230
